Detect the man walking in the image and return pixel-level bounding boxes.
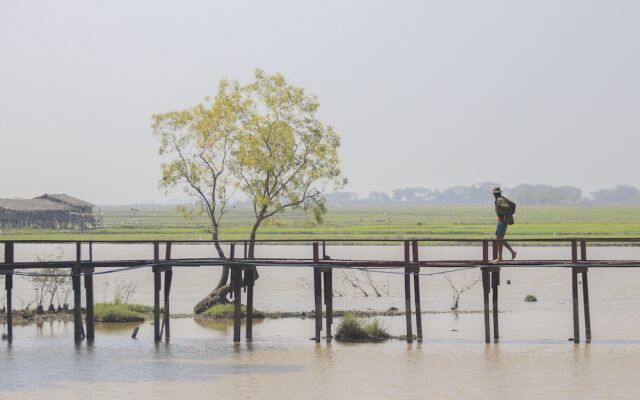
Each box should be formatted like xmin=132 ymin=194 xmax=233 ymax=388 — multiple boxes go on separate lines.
xmin=492 ymin=187 xmax=516 ymax=263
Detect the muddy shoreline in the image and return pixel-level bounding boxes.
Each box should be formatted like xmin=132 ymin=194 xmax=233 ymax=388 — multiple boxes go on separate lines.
xmin=0 ymin=308 xmax=483 ymax=325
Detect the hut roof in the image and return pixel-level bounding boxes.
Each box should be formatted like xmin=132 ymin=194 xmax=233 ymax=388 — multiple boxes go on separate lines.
xmin=0 ymin=198 xmax=68 ymax=212
xmin=36 ymin=193 xmax=93 ymax=208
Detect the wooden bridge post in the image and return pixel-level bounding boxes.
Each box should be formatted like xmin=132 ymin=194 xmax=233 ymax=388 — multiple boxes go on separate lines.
xmin=4 ymin=242 xmax=14 ymax=341
xmin=313 ymin=242 xmax=322 ymax=343
xmin=571 ymin=240 xmax=580 ymax=343
xmin=243 ymin=242 xmax=255 ymax=341
xmin=73 ymin=242 xmax=83 ymax=342
xmin=72 ymin=266 xmax=83 ymax=341
xmin=84 ymin=267 xmax=95 ymax=341
xmin=491 ymin=268 xmax=500 ymax=341
xmin=571 ymin=268 xmax=580 ymax=343
xmin=482 ymin=240 xmax=489 ymax=264
xmin=580 ymin=241 xmax=591 ymax=342
xmin=582 ymin=268 xmax=591 ymax=342
xmin=320 ymin=240 xmax=333 ymax=341
xmin=153 ymin=242 xmax=161 ymax=342
xmin=245 ymin=266 xmax=255 ymax=341
xmin=492 ymin=240 xmax=498 ymax=261
xmin=411 ymin=240 xmax=423 ymax=341
xmin=323 ymin=267 xmax=333 ymax=341
xmin=230 ymin=244 xmax=243 ymax=344
xmin=403 ymin=241 xmax=413 ymax=343
xmin=164 ymin=241 xmax=172 ymax=341
xmin=481 ymin=267 xmax=491 ymax=343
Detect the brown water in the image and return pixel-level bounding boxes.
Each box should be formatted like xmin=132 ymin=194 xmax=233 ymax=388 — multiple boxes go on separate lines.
xmin=2 ymin=244 xmax=640 ymax=399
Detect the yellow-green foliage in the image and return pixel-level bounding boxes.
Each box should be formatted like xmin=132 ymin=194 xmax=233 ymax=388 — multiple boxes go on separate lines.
xmin=335 ymin=312 xmax=391 ymax=341
xmin=94 ymin=303 xmax=147 ymax=322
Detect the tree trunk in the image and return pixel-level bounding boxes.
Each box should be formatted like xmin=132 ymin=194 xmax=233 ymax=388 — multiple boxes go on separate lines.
xmin=211 ymin=231 xmax=229 ymax=289
xmin=193 ymin=231 xmax=230 ymax=314
xmin=193 ymin=284 xmax=233 ymax=314
xmin=193 ymin=226 xmax=261 ymax=314
xmin=248 ymin=219 xmax=261 ymax=259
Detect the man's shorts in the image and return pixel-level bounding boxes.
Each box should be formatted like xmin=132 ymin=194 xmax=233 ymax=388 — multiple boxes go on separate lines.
xmin=496 ymin=221 xmax=508 ymax=237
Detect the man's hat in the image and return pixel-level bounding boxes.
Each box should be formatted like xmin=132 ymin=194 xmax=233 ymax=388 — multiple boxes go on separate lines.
xmin=492 ymin=187 xmax=502 ymax=194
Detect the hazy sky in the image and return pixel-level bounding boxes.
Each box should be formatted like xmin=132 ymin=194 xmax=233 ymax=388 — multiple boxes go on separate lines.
xmin=1 ymin=0 xmax=638 ymax=204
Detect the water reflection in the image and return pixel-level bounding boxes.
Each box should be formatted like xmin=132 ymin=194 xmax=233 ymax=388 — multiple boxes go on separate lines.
xmin=2 ymin=245 xmax=640 ymax=399
xmin=194 ymin=318 xmax=265 ymax=333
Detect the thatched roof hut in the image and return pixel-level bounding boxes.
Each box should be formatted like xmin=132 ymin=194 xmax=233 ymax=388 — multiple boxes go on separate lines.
xmin=0 ymin=194 xmax=95 ymax=229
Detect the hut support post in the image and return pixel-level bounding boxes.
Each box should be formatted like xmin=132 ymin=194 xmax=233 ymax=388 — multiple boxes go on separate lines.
xmin=84 ymin=267 xmax=95 ymax=341
xmin=481 ymin=268 xmax=491 ymax=343
xmin=4 ymin=242 xmax=14 ymax=341
xmin=411 ymin=240 xmax=422 ymax=341
xmin=403 ymin=241 xmax=413 ymax=343
xmin=313 ymin=242 xmax=322 ymax=343
xmin=153 ymin=242 xmax=161 ymax=342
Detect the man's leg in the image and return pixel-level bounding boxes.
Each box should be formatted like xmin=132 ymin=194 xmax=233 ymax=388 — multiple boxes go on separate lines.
xmin=503 ymin=241 xmax=516 ymax=259
xmin=496 ymin=235 xmax=504 ymax=261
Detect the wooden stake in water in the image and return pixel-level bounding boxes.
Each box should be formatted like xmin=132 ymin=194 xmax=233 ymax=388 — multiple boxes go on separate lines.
xmin=491 ymin=269 xmax=499 ymax=341
xmin=153 ymin=242 xmax=161 ymax=342
xmin=412 ymin=240 xmax=423 ymax=341
xmin=572 ymin=267 xmax=580 ymax=343
xmin=404 ymin=241 xmax=413 ymax=343
xmin=482 ymin=268 xmax=490 ymax=343
xmin=4 ymin=242 xmax=14 ymax=341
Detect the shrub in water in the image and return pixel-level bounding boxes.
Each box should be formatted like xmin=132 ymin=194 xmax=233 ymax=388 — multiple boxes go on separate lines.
xmin=94 ymin=303 xmax=146 ymax=322
xmin=335 ymin=312 xmax=390 ymax=341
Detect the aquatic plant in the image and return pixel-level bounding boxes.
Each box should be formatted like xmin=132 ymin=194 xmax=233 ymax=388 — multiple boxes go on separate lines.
xmin=334 ymin=312 xmax=390 ymax=341
xmin=94 ymin=303 xmax=147 ymax=322
xmin=200 ymin=303 xmax=265 ymax=320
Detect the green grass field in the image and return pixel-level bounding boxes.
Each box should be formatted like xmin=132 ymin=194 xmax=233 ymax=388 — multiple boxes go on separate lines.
xmin=1 ymin=205 xmax=639 ymax=241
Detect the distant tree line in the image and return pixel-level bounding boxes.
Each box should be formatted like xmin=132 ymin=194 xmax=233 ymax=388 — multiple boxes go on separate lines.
xmin=324 ymin=183 xmax=640 ymax=206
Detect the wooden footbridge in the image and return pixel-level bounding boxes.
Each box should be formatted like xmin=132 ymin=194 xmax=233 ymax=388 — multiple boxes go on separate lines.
xmin=1 ymin=238 xmax=639 ymax=345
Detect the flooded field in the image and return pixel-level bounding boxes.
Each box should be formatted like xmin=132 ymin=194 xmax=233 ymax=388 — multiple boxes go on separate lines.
xmin=2 ymin=244 xmax=640 ymax=399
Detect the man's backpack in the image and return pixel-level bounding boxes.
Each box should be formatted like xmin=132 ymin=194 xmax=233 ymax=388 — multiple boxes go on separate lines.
xmin=508 ymin=199 xmax=516 ymax=215
xmin=504 ymin=197 xmax=516 ymax=225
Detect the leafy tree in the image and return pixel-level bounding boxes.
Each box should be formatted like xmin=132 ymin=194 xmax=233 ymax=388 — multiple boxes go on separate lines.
xmin=367 ymin=191 xmax=391 ymax=204
xmin=152 ymin=80 xmax=241 ymax=301
xmin=325 ymin=192 xmax=360 ymax=205
xmin=392 ymin=187 xmax=436 ymax=203
xmin=591 ymin=185 xmax=640 ymax=204
xmin=233 ymin=69 xmax=345 ymax=257
xmin=152 ymin=69 xmax=344 ymax=312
